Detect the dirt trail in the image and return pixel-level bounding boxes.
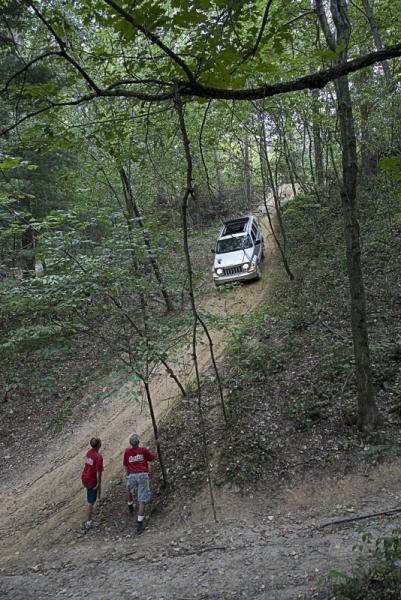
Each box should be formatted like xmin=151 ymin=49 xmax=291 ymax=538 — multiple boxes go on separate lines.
xmin=3 ymin=184 xmax=400 ymax=599
xmin=3 ymin=468 xmax=401 ymax=599
xmin=0 ymin=188 xmax=289 ymax=567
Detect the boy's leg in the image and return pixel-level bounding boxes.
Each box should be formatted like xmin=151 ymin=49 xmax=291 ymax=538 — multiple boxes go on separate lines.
xmin=85 ymin=487 xmax=97 ymax=529
xmin=136 ymin=474 xmax=151 ymax=534
xmin=127 ymin=475 xmax=137 ymax=514
xmin=127 ymin=490 xmax=134 ymax=513
xmin=136 ymin=502 xmax=145 ymax=533
xmin=86 ymin=502 xmax=94 ymax=523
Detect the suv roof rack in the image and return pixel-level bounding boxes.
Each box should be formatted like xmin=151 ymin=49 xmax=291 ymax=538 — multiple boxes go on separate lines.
xmin=221 ymin=216 xmax=251 ymax=236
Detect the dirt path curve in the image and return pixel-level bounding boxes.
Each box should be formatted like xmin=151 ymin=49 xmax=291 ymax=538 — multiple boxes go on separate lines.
xmin=0 ymin=187 xmax=291 ymax=568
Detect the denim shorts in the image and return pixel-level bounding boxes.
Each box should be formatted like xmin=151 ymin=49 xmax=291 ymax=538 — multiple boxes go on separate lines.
xmin=126 ymin=472 xmax=151 ymax=503
xmin=86 ymin=486 xmax=97 ymax=504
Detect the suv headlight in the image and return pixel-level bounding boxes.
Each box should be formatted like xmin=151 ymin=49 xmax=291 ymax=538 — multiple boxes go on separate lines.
xmin=216 ymin=267 xmax=223 ymax=275
xmin=242 ymin=263 xmax=250 ymax=271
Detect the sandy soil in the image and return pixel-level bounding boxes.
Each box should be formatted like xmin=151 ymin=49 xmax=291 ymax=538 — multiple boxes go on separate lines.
xmin=2 ymin=185 xmax=401 ymax=600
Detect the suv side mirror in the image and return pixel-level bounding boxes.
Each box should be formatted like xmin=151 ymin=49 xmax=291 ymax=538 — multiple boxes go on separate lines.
xmin=254 ymin=239 xmax=261 ymax=245
xmin=211 ymin=248 xmax=215 ymax=253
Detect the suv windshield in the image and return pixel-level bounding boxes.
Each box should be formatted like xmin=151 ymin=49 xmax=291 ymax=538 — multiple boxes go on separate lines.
xmin=216 ymin=234 xmax=252 ymax=254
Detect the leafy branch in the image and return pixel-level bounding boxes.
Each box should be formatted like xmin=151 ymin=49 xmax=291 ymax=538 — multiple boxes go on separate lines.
xmin=1 ymin=41 xmax=401 ymax=135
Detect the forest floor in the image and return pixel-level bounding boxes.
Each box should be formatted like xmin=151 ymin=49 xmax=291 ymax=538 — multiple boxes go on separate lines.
xmin=1 ymin=185 xmax=401 ymax=599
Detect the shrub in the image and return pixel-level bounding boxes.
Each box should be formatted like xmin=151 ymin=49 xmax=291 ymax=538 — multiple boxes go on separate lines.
xmin=287 ymin=397 xmax=328 ymax=430
xmin=326 ymin=528 xmax=401 ymax=599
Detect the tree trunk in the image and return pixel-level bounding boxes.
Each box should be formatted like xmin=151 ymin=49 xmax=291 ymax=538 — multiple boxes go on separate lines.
xmin=213 ymin=147 xmax=225 ymax=205
xmin=242 ymin=137 xmax=252 ymax=209
xmin=143 ymin=381 xmax=168 ymax=487
xmin=361 ymin=0 xmax=392 ymax=83
xmin=316 ymin=0 xmax=379 ymax=430
xmin=257 ymin=111 xmax=294 ymax=279
xmin=120 ymin=168 xmax=174 ymax=313
xmin=174 ymin=84 xmax=218 ymax=521
xmin=21 ymin=199 xmax=35 ymax=277
xmin=311 ymin=90 xmax=325 ymax=188
xmin=335 ymin=75 xmax=379 ymax=430
xmin=359 ymin=90 xmax=378 ymax=177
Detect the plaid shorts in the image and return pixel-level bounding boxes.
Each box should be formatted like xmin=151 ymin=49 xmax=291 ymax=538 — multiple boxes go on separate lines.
xmin=126 ymin=472 xmax=151 ymax=503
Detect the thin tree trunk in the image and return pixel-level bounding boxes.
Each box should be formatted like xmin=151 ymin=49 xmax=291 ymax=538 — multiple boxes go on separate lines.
xmin=358 ymin=70 xmax=378 ymax=178
xmin=120 ymin=168 xmax=174 ymax=313
xmin=21 ymin=199 xmax=35 ymax=276
xmin=175 ymin=84 xmax=230 ymax=521
xmin=143 ymin=380 xmax=168 ymax=487
xmin=199 ymin=100 xmax=217 ymax=206
xmin=335 ymin=75 xmax=378 ymax=429
xmin=311 ymin=90 xmax=325 ymax=188
xmin=257 ymin=119 xmax=294 ymax=279
xmin=360 ymin=100 xmax=378 ymax=177
xmin=260 ymin=116 xmax=291 ymax=258
xmin=242 ymin=137 xmax=252 ymax=209
xmin=361 ymin=0 xmax=392 ymax=83
xmin=315 ymin=0 xmax=379 ymax=430
xmin=213 ymin=147 xmax=225 ymax=204
xmin=259 ymin=152 xmax=294 ymax=280
xmin=276 ymin=114 xmax=308 ymax=195
xmin=21 ymin=223 xmax=35 ymax=276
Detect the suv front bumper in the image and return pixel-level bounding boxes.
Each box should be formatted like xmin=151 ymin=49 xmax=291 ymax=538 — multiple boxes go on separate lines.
xmin=213 ymin=268 xmax=259 ymax=286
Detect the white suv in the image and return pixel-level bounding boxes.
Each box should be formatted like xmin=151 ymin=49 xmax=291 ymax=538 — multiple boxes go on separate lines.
xmin=212 ymin=216 xmax=264 ymax=286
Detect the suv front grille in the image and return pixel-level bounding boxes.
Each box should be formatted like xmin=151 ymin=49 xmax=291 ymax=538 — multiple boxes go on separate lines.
xmin=223 ymin=265 xmax=242 ymax=276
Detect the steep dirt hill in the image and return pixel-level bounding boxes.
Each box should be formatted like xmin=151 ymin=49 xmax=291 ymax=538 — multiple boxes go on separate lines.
xmin=0 ymin=189 xmax=288 ymax=559
xmin=2 ymin=184 xmax=401 ymax=600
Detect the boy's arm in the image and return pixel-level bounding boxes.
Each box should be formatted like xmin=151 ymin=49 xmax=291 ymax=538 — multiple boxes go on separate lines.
xmin=95 ymin=472 xmax=102 ymax=498
xmin=94 ymin=455 xmax=103 ymax=496
xmin=123 ymin=450 xmax=129 ymax=476
xmin=146 ymin=448 xmax=156 ymax=462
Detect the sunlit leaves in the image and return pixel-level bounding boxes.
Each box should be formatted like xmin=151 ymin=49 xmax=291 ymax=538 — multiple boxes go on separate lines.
xmin=0 ymin=155 xmax=37 ymax=171
xmin=379 ymin=155 xmax=401 ymax=181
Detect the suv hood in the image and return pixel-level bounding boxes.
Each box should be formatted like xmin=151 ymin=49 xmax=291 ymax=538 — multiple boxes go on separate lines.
xmin=214 ymin=249 xmax=253 ymax=268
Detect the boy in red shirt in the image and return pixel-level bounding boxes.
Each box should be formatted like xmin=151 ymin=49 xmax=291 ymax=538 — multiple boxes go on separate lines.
xmin=123 ymin=432 xmax=156 ymax=534
xmin=81 ymin=437 xmax=103 ymax=530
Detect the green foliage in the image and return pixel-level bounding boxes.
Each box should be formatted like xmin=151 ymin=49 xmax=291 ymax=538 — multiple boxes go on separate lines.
xmin=226 ymin=387 xmax=248 ymax=422
xmin=227 ymin=312 xmax=284 ymax=384
xmin=326 ymin=529 xmax=401 ymax=599
xmin=370 ymin=338 xmax=401 ymax=390
xmin=49 ymin=404 xmax=74 ymax=432
xmin=224 ymin=436 xmax=274 ymax=481
xmin=286 ymin=396 xmax=328 ymax=430
xmin=284 ymin=307 xmax=311 ymax=331
xmin=362 ymin=432 xmax=400 ymax=461
xmin=379 ymin=156 xmax=401 ymax=181
xmin=0 ymin=154 xmax=37 ymax=171
xmin=0 ymin=0 xmax=400 ymax=466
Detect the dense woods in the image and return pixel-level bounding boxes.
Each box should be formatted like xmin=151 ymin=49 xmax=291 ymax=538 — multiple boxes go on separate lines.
xmin=1 ymin=0 xmax=400 ymax=429
xmin=1 ymin=1 xmax=401 ymax=597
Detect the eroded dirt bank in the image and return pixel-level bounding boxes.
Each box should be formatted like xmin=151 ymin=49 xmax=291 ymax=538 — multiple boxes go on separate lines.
xmin=2 ymin=185 xmax=400 ymax=599
xmin=0 ymin=191 xmax=285 ymax=563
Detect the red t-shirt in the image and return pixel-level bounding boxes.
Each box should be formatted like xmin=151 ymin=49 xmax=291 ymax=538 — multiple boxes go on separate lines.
xmin=81 ymin=448 xmax=104 ymax=488
xmin=123 ymin=447 xmax=155 ymax=473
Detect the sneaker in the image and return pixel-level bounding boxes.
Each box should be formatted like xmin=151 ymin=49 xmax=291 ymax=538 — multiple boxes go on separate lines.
xmin=84 ymin=521 xmax=93 ymax=531
xmin=136 ymin=520 xmax=144 ymax=535
xmin=128 ymin=504 xmax=134 ymax=514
